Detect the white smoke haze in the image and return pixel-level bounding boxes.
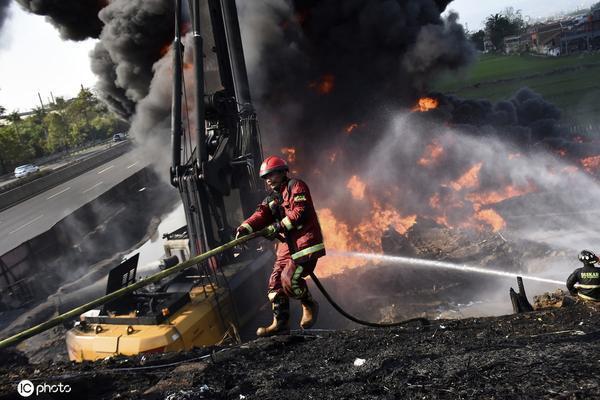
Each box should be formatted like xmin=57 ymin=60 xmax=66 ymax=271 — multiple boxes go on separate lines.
xmin=128 ymin=48 xmax=174 ymax=182
xmin=314 ymin=109 xmax=596 ymax=317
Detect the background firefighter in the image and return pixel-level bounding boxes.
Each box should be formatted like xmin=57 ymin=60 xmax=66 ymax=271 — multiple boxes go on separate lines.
xmin=567 ymin=250 xmax=600 ymax=301
xmin=236 ymin=156 xmax=326 ymax=337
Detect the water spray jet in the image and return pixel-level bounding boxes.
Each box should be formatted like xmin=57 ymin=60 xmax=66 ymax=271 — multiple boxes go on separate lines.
xmin=330 ymin=251 xmax=564 ymax=286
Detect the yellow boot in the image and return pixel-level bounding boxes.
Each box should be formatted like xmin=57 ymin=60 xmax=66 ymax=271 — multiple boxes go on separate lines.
xmin=300 ymin=291 xmax=319 ymax=329
xmin=257 ymin=292 xmax=290 ymax=337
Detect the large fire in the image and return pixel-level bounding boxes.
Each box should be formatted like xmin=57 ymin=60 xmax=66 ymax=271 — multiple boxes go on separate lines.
xmin=317 ymin=176 xmax=417 ymax=276
xmin=412 ymin=97 xmax=439 ymax=112
xmin=306 ymin=150 xmax=541 ymax=276
xmin=438 ymin=170 xmax=536 ymax=233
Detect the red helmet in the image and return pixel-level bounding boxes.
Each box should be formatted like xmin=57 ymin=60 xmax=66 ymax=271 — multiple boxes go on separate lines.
xmin=259 ymin=156 xmax=289 ymax=178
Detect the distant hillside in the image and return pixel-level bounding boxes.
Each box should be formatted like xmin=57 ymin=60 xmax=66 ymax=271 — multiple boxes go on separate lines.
xmin=434 ymin=53 xmax=600 ymax=123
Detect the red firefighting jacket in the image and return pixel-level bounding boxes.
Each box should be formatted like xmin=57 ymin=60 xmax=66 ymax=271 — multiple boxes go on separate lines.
xmin=241 ymin=177 xmax=326 ymax=264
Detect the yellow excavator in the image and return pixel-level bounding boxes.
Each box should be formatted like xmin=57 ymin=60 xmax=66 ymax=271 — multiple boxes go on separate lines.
xmin=65 ymin=0 xmax=273 ymax=361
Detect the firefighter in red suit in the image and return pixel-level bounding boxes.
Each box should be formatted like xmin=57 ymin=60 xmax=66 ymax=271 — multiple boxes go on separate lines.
xmin=236 ymin=156 xmax=325 ymax=336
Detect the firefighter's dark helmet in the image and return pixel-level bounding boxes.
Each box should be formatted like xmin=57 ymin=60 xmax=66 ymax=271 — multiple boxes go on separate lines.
xmin=578 ymin=250 xmax=599 ymax=264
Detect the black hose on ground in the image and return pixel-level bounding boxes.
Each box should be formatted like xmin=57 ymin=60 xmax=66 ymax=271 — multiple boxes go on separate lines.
xmin=309 ymin=272 xmax=430 ymax=328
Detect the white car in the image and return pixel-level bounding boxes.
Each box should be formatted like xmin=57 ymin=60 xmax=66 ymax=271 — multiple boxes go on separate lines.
xmin=113 ymin=133 xmax=126 ymax=142
xmin=14 ymin=164 xmax=40 ymax=178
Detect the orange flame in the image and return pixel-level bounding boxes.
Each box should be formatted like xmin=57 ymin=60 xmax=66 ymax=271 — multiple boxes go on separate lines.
xmin=466 ymin=184 xmax=536 ymax=206
xmin=345 ymin=123 xmax=359 ymax=134
xmin=309 ymin=74 xmax=335 ymax=95
xmin=160 ymin=43 xmax=171 ymax=57
xmin=317 ymin=205 xmax=416 ymax=277
xmin=581 ymin=155 xmax=600 ymax=173
xmin=418 ymin=140 xmax=444 ymax=167
xmin=449 ymin=163 xmax=482 ymax=191
xmin=474 ymin=208 xmax=506 ymax=232
xmin=429 ymin=162 xmax=536 ymax=232
xmin=347 ymin=175 xmax=366 ymax=200
xmin=281 ymin=147 xmax=296 ymax=163
xmin=412 ymin=97 xmax=439 ymax=112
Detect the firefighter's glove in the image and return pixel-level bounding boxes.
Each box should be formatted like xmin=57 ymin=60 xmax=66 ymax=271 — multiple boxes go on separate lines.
xmin=235 ymin=225 xmax=250 ymax=240
xmin=265 ymin=222 xmax=284 ymax=241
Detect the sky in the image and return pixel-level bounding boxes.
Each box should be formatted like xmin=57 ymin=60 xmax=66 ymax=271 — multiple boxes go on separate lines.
xmin=0 ymin=1 xmax=97 ymax=113
xmin=0 ymin=0 xmax=597 ymax=112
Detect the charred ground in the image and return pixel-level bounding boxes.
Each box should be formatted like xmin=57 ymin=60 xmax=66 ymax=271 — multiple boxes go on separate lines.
xmin=1 ymin=301 xmax=599 ymax=399
xmin=1 ymin=218 xmax=586 ymax=399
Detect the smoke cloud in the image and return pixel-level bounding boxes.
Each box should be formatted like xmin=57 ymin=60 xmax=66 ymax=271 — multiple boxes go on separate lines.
xmin=0 ymin=0 xmax=10 ymax=35
xmin=14 ymin=0 xmax=106 ymax=40
xmin=239 ymin=0 xmax=475 ymax=150
xmin=91 ymin=0 xmax=175 ymax=119
xmin=433 ymin=88 xmax=562 ymax=146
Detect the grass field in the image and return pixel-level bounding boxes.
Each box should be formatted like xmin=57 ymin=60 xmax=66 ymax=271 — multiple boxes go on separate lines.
xmin=433 ymin=53 xmax=600 ymax=121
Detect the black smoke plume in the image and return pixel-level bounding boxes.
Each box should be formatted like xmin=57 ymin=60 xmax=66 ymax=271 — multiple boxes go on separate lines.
xmin=237 ymin=0 xmax=577 ymax=239
xmin=90 ymin=0 xmax=175 ymax=119
xmin=238 ymin=0 xmax=476 ymax=170
xmin=14 ymin=0 xmax=174 ymax=120
xmin=14 ymin=0 xmax=105 ymax=40
xmin=431 ymin=87 xmax=562 ymax=146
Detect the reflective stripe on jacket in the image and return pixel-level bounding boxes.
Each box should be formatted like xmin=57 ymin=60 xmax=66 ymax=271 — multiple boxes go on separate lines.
xmin=242 ymin=177 xmax=326 ymax=263
xmin=567 ymin=265 xmax=600 ymax=301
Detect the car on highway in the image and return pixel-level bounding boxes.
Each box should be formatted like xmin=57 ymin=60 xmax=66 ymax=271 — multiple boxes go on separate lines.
xmin=14 ymin=164 xmax=40 ymax=178
xmin=113 ymin=133 xmax=126 ymax=142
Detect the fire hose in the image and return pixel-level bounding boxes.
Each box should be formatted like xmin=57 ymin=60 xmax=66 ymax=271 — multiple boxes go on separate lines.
xmin=0 ymin=226 xmax=426 ymax=349
xmin=308 ymin=272 xmax=428 ymax=328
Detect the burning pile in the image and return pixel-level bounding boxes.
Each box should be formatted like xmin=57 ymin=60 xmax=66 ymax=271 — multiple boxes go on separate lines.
xmin=10 ymin=0 xmax=600 ymax=278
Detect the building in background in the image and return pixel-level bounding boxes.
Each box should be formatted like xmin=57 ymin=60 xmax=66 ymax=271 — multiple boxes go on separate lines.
xmin=503 ymin=9 xmax=600 ymax=56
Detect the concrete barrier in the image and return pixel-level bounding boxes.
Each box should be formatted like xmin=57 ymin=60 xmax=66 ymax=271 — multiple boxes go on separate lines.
xmin=0 ymin=142 xmax=132 ymax=212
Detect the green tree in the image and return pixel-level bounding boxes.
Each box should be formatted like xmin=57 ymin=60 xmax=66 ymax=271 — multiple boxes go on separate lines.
xmin=19 ymin=117 xmax=48 ymax=157
xmin=6 ymin=111 xmax=22 ymax=136
xmin=45 ymin=112 xmax=71 ymax=152
xmin=65 ymin=88 xmax=98 ymax=144
xmin=470 ymin=30 xmax=485 ymax=51
xmin=484 ymin=8 xmax=527 ymax=51
xmin=0 ymin=125 xmax=34 ymax=174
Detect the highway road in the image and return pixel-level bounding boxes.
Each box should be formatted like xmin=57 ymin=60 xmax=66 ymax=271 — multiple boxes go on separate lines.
xmin=0 ymin=149 xmax=152 ymax=255
xmin=0 ymin=140 xmax=121 ymax=190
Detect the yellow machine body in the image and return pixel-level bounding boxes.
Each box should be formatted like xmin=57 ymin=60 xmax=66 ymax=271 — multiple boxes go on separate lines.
xmin=66 ymin=285 xmax=234 ymax=362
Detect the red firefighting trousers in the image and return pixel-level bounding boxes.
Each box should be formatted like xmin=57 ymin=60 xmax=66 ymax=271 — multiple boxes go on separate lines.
xmin=268 ymin=256 xmax=317 ymax=299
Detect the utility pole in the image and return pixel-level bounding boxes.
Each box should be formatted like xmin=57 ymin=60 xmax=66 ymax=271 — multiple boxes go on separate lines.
xmin=37 ymin=92 xmax=45 ymax=112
